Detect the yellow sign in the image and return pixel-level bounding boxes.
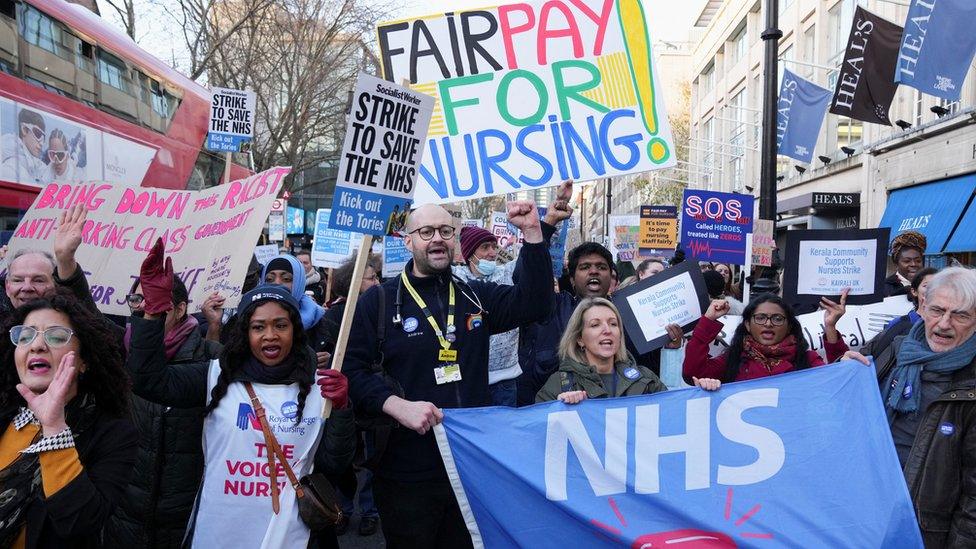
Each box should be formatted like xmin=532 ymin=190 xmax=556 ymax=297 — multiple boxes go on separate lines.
xmin=638 ymin=205 xmax=678 ymax=257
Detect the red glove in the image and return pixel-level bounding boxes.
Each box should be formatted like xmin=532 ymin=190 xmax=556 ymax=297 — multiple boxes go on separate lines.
xmin=140 ymin=238 xmax=174 ymax=315
xmin=316 ymin=369 xmax=349 ymax=410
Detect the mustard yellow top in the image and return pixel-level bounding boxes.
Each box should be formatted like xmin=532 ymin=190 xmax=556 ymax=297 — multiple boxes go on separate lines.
xmin=0 ymin=421 xmax=83 ymax=549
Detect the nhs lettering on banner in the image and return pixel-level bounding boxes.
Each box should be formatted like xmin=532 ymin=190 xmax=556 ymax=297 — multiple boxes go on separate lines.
xmin=544 ymin=389 xmax=784 ymax=501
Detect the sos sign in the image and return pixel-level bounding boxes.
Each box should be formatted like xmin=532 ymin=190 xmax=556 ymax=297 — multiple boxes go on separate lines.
xmin=679 ymin=189 xmax=755 ymax=265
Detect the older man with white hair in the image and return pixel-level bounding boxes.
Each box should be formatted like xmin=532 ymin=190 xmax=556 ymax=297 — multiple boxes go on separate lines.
xmin=1 ymin=205 xmax=93 ymax=322
xmin=847 ymin=266 xmax=976 ymax=546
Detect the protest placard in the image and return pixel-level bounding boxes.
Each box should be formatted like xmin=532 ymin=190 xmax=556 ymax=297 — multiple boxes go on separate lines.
xmin=434 ymin=363 xmax=922 ymax=548
xmin=377 ymin=0 xmax=676 ymax=205
xmin=783 ymin=228 xmax=889 ymax=307
xmin=679 ymin=189 xmax=753 ymax=265
xmin=609 ymin=215 xmax=640 ymax=262
xmin=312 ymin=208 xmax=356 ymax=268
xmin=268 ymin=212 xmax=284 ymax=241
xmin=253 ymin=244 xmax=279 ymax=265
xmin=751 ymin=218 xmax=775 ymax=266
xmin=716 ymin=296 xmax=912 ymax=359
xmin=612 ymin=261 xmax=709 ymax=354
xmin=638 ymin=205 xmax=677 ymax=258
xmin=539 ymin=206 xmax=570 ymax=277
xmin=329 ymin=73 xmax=434 ymax=235
xmin=382 ymin=235 xmax=411 ymax=278
xmin=491 ymin=211 xmax=518 ymax=249
xmin=206 ymin=87 xmax=255 ymax=153
xmin=3 ymin=167 xmax=289 ymax=315
xmin=461 ymin=219 xmax=483 ymax=229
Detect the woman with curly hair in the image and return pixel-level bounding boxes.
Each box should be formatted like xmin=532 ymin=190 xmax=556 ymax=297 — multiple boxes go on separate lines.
xmin=127 ymin=242 xmax=355 ymax=548
xmin=0 ymin=287 xmax=137 ymax=549
xmin=885 ymin=231 xmax=927 ymax=297
xmin=683 ymin=292 xmax=850 ymax=383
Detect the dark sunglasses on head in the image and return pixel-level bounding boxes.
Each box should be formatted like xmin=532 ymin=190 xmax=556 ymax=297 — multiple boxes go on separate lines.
xmin=10 ymin=325 xmax=74 ymax=348
xmin=126 ymin=293 xmax=145 ymax=305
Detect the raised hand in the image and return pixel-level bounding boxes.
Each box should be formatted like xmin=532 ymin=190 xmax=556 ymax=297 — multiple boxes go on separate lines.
xmin=506 ymin=200 xmax=542 ymax=243
xmin=705 ymin=299 xmax=730 ymax=321
xmin=16 ymin=351 xmax=78 ymax=436
xmin=821 ymin=288 xmax=850 ymax=329
xmin=140 ymin=238 xmax=174 ymax=316
xmin=543 ymin=180 xmax=575 ymax=225
xmin=664 ymin=323 xmax=684 ymax=349
xmin=53 ymin=204 xmax=88 ymax=278
xmin=201 ymin=292 xmax=225 ymax=325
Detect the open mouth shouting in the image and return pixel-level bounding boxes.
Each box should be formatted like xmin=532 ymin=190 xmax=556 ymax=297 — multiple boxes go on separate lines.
xmin=26 ymin=357 xmax=52 ymax=377
xmin=260 ymin=344 xmax=282 ymax=361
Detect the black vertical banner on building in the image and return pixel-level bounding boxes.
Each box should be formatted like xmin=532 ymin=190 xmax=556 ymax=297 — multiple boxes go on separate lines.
xmin=829 ymin=7 xmax=904 ymax=126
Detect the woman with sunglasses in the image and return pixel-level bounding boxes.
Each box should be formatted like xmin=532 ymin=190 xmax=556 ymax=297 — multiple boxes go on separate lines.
xmin=0 ymin=288 xmax=136 ymax=548
xmin=683 ymin=291 xmax=850 ymax=383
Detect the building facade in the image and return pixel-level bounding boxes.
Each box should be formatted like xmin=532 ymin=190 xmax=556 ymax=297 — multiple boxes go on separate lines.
xmin=689 ymin=0 xmax=976 ymax=265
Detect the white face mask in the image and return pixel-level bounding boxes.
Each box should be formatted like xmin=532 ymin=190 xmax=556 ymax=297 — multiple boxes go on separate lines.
xmin=476 ymin=258 xmax=498 ymax=276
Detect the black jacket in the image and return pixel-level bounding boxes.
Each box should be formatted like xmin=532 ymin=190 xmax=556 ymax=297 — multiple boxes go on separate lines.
xmin=344 ymin=241 xmax=554 ymax=481
xmin=860 ymin=313 xmax=916 ymax=384
xmin=0 ymin=404 xmax=138 ymax=549
xmin=105 ymin=323 xmax=222 ymax=549
xmin=884 ymin=274 xmax=910 ymax=297
xmin=125 ymin=316 xmax=356 ymax=495
xmin=903 ymin=363 xmax=976 ymax=548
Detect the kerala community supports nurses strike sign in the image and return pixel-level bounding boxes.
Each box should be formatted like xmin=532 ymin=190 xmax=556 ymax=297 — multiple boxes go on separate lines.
xmin=377 ymin=0 xmax=676 ymax=205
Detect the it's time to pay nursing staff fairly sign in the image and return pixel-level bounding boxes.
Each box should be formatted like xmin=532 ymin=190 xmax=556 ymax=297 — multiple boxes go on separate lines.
xmin=377 ymin=0 xmax=676 ymax=205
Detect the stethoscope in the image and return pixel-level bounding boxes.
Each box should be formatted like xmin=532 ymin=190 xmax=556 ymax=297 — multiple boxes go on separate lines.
xmin=392 ymin=274 xmax=487 ymax=327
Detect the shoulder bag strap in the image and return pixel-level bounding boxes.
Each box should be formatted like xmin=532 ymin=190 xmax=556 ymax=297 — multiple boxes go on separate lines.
xmin=244 ymin=383 xmax=306 ymax=512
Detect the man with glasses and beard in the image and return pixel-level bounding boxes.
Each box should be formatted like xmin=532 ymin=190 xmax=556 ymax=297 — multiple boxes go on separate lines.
xmin=1 ymin=109 xmax=48 ymax=185
xmin=343 ymin=201 xmax=554 ymax=548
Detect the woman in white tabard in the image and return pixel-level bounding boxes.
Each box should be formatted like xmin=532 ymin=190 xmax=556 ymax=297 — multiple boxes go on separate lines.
xmin=127 ymin=255 xmax=354 ymax=549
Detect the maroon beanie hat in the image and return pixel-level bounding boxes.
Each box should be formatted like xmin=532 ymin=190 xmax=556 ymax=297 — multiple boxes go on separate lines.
xmin=459 ymin=226 xmax=498 ymax=263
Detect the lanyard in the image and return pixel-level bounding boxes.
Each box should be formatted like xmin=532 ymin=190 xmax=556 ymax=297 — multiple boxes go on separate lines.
xmin=400 ymin=272 xmax=455 ymax=351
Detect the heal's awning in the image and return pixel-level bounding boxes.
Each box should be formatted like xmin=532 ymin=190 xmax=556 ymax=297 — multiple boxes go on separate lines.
xmin=878 ymin=175 xmax=976 ymax=254
xmin=944 ymin=190 xmax=976 ymax=252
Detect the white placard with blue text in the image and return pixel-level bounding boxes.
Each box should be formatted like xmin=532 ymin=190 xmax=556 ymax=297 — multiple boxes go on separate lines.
xmin=382 ymin=236 xmax=411 ymax=278
xmin=330 ymin=73 xmax=434 ymax=236
xmin=312 ymin=208 xmax=356 ymax=268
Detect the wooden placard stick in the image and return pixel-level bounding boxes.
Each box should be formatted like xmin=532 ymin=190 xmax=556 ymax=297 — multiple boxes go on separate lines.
xmin=322 ymin=234 xmax=373 ymax=417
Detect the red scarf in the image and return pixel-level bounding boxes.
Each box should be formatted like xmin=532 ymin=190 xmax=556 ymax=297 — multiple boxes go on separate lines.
xmin=124 ymin=315 xmax=199 ymax=361
xmin=742 ymin=335 xmax=799 ymax=373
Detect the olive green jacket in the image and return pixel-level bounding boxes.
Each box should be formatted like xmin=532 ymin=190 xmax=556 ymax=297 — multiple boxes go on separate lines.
xmin=536 ymin=354 xmax=667 ymax=402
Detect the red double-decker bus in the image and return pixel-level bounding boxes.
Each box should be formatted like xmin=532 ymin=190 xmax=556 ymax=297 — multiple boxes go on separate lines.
xmin=0 ymin=0 xmax=251 ymax=236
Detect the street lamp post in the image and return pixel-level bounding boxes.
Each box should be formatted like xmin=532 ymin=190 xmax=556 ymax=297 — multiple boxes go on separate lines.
xmin=759 ymin=0 xmax=782 ymax=221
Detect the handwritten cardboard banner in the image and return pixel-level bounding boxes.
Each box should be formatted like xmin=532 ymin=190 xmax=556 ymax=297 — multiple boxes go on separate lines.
xmin=377 ymin=0 xmax=676 ymax=205
xmin=3 ymin=167 xmax=290 ymax=315
xmin=751 ymin=218 xmax=775 ymax=266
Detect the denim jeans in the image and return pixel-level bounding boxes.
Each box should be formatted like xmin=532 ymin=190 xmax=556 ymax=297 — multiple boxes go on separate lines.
xmin=489 ymin=378 xmax=517 ymax=407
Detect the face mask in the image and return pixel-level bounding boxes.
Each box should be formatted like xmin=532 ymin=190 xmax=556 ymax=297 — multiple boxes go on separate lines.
xmin=476 ymin=258 xmax=498 ymax=277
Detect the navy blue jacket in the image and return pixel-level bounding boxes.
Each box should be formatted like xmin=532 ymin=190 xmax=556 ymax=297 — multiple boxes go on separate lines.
xmin=344 ymin=241 xmax=554 ymax=481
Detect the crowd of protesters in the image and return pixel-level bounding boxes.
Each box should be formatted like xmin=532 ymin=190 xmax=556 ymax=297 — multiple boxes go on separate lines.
xmin=0 ymin=185 xmax=973 ymax=548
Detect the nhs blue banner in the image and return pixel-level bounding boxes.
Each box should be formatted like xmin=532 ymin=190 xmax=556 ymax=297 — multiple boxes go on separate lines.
xmin=777 ymin=70 xmax=832 ymax=164
xmin=896 ymin=0 xmax=976 ymax=101
xmin=435 ymin=362 xmax=921 ymax=548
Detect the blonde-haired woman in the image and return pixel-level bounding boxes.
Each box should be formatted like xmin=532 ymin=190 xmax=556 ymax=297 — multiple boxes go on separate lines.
xmin=536 ymin=298 xmax=720 ymax=404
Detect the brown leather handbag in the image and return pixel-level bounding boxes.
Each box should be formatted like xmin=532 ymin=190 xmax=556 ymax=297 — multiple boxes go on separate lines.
xmin=244 ymin=383 xmax=343 ymax=530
